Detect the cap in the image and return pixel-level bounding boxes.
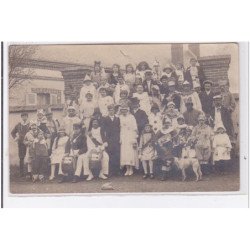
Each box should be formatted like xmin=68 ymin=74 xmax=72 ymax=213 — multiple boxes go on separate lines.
xmin=120 ymin=104 xmax=130 ymax=111
xmin=177 ymin=114 xmax=185 ymax=120
xmin=168 ymin=80 xmax=176 ymax=87
xmin=203 ymin=80 xmax=213 ymax=86
xmin=167 ymin=101 xmax=176 ymax=107
xmin=29 ymin=120 xmax=37 ymax=126
xmin=67 ymin=105 xmax=76 ymax=111
xmin=73 ymin=122 xmax=82 ymax=129
xmin=213 ymin=94 xmax=222 ymax=100
xmin=151 ymin=85 xmax=160 ymax=91
xmin=85 ymin=92 xmax=93 ymax=97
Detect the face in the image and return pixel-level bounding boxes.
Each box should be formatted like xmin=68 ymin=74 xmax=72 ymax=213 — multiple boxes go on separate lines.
xmin=220 ymin=85 xmax=226 ymax=92
xmin=94 ymin=65 xmax=101 ymax=72
xmin=86 ymin=95 xmax=93 ymax=101
xmin=31 ymin=124 xmax=37 ymax=131
xmin=145 ymin=125 xmax=151 ymax=133
xmin=136 ymin=85 xmax=143 ymax=94
xmin=176 ymin=64 xmax=182 ymax=70
xmin=68 ymin=109 xmax=75 ymax=116
xmin=113 ymin=65 xmax=119 ymax=73
xmin=100 ymin=89 xmax=107 ymax=97
xmin=120 ymin=109 xmax=128 ymax=116
xmin=204 ymin=83 xmax=211 ymax=91
xmin=165 ymin=68 xmax=171 ymax=74
xmin=92 ymin=120 xmax=99 ymax=129
xmin=161 ymin=78 xmax=167 ymax=84
xmin=194 ymin=87 xmax=201 ymax=94
xmin=118 ymin=78 xmax=124 ymax=84
xmin=168 ymin=104 xmax=175 ymax=111
xmin=127 ymin=66 xmax=133 ymax=73
xmin=120 ymin=92 xmax=127 ymax=99
xmin=132 ymin=103 xmax=139 ymax=110
xmin=163 ymin=122 xmax=171 ymax=129
xmin=108 ymin=108 xmax=115 ymax=116
xmin=183 ymin=85 xmax=191 ymax=92
xmin=21 ymin=114 xmax=28 ymax=122
xmin=145 ymin=74 xmax=152 ymax=81
xmin=37 ymin=113 xmax=43 ymax=120
xmin=186 ymin=130 xmax=192 ymax=136
xmin=177 ymin=118 xmax=184 ymax=125
xmin=190 ymin=59 xmax=197 ymax=67
xmin=73 ymin=127 xmax=81 ymax=135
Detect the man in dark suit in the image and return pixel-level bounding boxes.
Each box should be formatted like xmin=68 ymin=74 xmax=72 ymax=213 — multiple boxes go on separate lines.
xmin=130 ymin=97 xmax=149 ymax=137
xmin=101 ymin=104 xmax=121 ymax=176
xmin=199 ymin=80 xmax=214 ymax=117
xmin=185 ymin=58 xmax=205 ymax=90
xmin=142 ymin=70 xmax=159 ymax=96
xmin=211 ymin=94 xmax=235 ymax=140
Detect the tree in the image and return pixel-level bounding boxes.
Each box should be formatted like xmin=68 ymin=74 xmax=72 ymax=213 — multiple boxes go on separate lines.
xmin=8 ymin=45 xmax=38 ymax=89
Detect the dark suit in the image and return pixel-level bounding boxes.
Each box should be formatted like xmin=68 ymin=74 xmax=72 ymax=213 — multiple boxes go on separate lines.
xmin=102 ymin=116 xmax=120 ymax=175
xmin=199 ymin=91 xmax=214 ymax=116
xmin=211 ymin=106 xmax=235 ymax=139
xmin=185 ymin=66 xmax=205 ymax=89
xmin=71 ymin=133 xmax=88 ymax=155
xmin=142 ymin=79 xmax=159 ymax=95
xmin=132 ymin=109 xmax=149 ymax=137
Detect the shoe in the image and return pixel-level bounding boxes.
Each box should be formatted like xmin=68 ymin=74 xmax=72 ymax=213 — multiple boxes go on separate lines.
xmin=150 ymin=174 xmax=154 ymax=179
xmin=143 ymin=174 xmax=148 ymax=179
xmin=72 ymin=175 xmax=79 ymax=183
xmin=99 ymin=173 xmax=108 ymax=180
xmin=124 ymin=168 xmax=129 ymax=176
xmin=49 ymin=176 xmax=55 ymax=181
xmin=86 ymin=175 xmax=94 ymax=181
xmin=58 ymin=175 xmax=65 ymax=183
xmin=128 ymin=167 xmax=134 ymax=176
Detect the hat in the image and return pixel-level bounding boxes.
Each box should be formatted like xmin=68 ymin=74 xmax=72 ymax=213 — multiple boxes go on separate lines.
xmin=120 ymin=89 xmax=128 ymax=95
xmin=183 ymin=80 xmax=191 ymax=86
xmin=185 ymin=97 xmax=193 ymax=104
xmin=198 ymin=114 xmax=206 ymax=121
xmin=213 ymin=94 xmax=222 ymax=100
xmin=163 ymin=64 xmax=173 ymax=72
xmin=160 ymin=75 xmax=168 ymax=81
xmin=203 ymin=80 xmax=213 ymax=86
xmin=67 ymin=105 xmax=76 ymax=111
xmin=83 ymin=74 xmax=92 ymax=82
xmin=167 ymin=101 xmax=175 ymax=107
xmin=44 ymin=107 xmax=52 ymax=115
xmin=85 ymin=92 xmax=93 ymax=97
xmin=177 ymin=114 xmax=185 ymax=120
xmin=37 ymin=109 xmax=44 ymax=115
xmin=151 ymin=103 xmax=160 ymax=111
xmin=21 ymin=112 xmax=28 ymax=117
xmin=120 ymin=104 xmax=130 ymax=111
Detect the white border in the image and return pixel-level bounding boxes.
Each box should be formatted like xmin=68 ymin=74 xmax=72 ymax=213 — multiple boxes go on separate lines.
xmin=2 ymin=42 xmax=249 ymax=207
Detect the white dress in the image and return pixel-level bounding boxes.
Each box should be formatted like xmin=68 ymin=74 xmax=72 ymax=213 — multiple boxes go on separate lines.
xmin=50 ymin=136 xmax=69 ymax=164
xmin=133 ymin=92 xmax=151 ymax=115
xmin=213 ymin=133 xmax=232 ymax=161
xmin=79 ymin=84 xmax=97 ymax=104
xmin=62 ymin=116 xmax=81 ymax=138
xmin=120 ymin=114 xmax=139 ymax=168
xmin=114 ymin=83 xmax=130 ymax=104
xmin=180 ymin=91 xmax=202 ymax=113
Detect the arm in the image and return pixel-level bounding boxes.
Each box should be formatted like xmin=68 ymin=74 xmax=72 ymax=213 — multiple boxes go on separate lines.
xmin=11 ymin=124 xmax=19 ymax=140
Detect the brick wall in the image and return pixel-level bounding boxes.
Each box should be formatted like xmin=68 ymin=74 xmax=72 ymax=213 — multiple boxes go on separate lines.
xmin=198 ymin=55 xmax=231 ymax=92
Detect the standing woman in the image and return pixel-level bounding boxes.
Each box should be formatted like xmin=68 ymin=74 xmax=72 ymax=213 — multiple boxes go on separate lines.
xmin=90 ymin=61 xmax=102 ymax=87
xmin=123 ymin=63 xmax=136 ymax=93
xmin=110 ymin=63 xmax=122 ymax=86
xmin=136 ymin=61 xmax=150 ymax=82
xmin=119 ymin=105 xmax=139 ymax=176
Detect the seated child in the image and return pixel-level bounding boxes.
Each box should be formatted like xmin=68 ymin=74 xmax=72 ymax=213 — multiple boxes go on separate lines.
xmin=139 ymin=124 xmax=157 ymax=179
xmin=31 ymin=131 xmax=49 ymax=182
xmin=213 ymin=125 xmax=232 ymax=174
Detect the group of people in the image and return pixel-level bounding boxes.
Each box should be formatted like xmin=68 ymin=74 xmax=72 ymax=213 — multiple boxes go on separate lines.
xmin=11 ymin=58 xmax=237 ymax=183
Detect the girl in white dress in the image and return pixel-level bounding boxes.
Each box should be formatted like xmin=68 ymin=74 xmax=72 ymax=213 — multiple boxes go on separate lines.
xmin=123 ymin=64 xmax=136 ymax=92
xmin=113 ymin=76 xmax=130 ymax=104
xmin=98 ymin=88 xmax=114 ymax=117
xmin=213 ymin=125 xmax=232 ymax=173
xmin=50 ymin=127 xmax=70 ymax=180
xmin=119 ymin=105 xmax=139 ymax=176
xmin=139 ymin=124 xmax=157 ymax=179
xmin=133 ymin=84 xmax=151 ymax=115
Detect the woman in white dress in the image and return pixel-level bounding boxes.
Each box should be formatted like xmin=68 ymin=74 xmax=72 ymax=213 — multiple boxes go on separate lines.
xmin=123 ymin=63 xmax=136 ymax=92
xmin=50 ymin=127 xmax=70 ymax=180
xmin=119 ymin=105 xmax=139 ymax=176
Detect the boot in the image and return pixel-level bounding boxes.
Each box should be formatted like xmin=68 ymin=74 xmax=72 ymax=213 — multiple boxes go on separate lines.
xmin=161 ymin=170 xmax=167 ymax=181
xmin=72 ymin=175 xmax=79 ymax=183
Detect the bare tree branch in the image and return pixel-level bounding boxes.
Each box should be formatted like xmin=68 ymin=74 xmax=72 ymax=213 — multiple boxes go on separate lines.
xmin=8 ymin=45 xmax=38 ymax=89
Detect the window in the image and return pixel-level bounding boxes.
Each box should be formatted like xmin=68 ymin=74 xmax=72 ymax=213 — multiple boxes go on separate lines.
xmin=50 ymin=94 xmax=58 ymax=105
xmin=37 ymin=93 xmax=50 ymax=106
xmin=26 ymin=93 xmax=37 ymax=106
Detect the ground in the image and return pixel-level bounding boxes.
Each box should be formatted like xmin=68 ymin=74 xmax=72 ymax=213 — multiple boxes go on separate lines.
xmin=9 ymin=160 xmax=240 ymax=194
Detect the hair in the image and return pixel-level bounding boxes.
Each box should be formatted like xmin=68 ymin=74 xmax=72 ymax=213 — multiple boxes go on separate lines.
xmin=125 ymin=64 xmax=134 ymax=73
xmin=136 ymin=61 xmax=150 ymax=71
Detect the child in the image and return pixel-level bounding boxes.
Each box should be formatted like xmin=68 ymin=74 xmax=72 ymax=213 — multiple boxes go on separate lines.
xmin=136 ymin=61 xmax=150 ymax=82
xmin=123 ymin=63 xmax=136 ymax=92
xmin=31 ymin=131 xmax=49 ymax=183
xmin=114 ymin=75 xmax=130 ymax=104
xmin=161 ymin=64 xmax=177 ymax=82
xmin=162 ymin=102 xmax=180 ymax=129
xmin=79 ymin=75 xmax=97 ymax=105
xmin=79 ymin=92 xmax=97 ymax=130
xmin=213 ymin=125 xmax=232 ymax=174
xmin=118 ymin=89 xmax=131 ymax=109
xmin=150 ymin=85 xmax=162 ymax=111
xmin=148 ymin=104 xmax=162 ymax=134
xmin=97 ymin=74 xmax=113 ymax=96
xmin=98 ymin=87 xmax=114 ymax=117
xmin=175 ymin=63 xmax=185 ymax=90
xmin=110 ymin=63 xmax=122 ymax=85
xmin=90 ymin=61 xmax=102 ymax=86
xmin=133 ymin=84 xmax=151 ymax=115
xmin=50 ymin=127 xmax=70 ymax=181
xmin=139 ymin=124 xmax=156 ymax=179
xmin=11 ymin=112 xmax=30 ymax=177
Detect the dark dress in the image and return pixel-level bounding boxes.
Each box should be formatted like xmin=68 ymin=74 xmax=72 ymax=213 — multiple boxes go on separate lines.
xmin=199 ymin=91 xmax=214 ymax=117
xmin=142 ymin=79 xmax=159 ymax=96
xmin=102 ymin=116 xmax=121 ymax=175
xmin=132 ymin=109 xmax=149 ymax=137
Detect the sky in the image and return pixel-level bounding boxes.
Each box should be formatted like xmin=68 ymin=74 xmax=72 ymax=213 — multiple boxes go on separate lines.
xmin=32 ymin=43 xmax=239 ymax=93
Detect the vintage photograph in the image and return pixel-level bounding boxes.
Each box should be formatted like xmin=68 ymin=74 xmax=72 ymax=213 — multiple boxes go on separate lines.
xmin=8 ymin=43 xmax=240 ymax=194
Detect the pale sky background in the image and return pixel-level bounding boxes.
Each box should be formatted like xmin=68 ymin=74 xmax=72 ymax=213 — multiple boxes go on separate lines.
xmin=32 ymin=43 xmax=239 ymax=93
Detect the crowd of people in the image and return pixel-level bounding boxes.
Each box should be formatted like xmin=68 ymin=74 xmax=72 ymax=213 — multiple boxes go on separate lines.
xmin=11 ymin=58 xmax=237 ymax=183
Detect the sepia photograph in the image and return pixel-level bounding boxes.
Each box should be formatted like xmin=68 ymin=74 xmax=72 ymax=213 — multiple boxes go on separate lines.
xmin=7 ymin=43 xmax=240 ymax=194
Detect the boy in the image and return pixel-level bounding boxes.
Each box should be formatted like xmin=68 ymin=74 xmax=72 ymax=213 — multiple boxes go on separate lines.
xmin=11 ymin=112 xmax=30 ymax=177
